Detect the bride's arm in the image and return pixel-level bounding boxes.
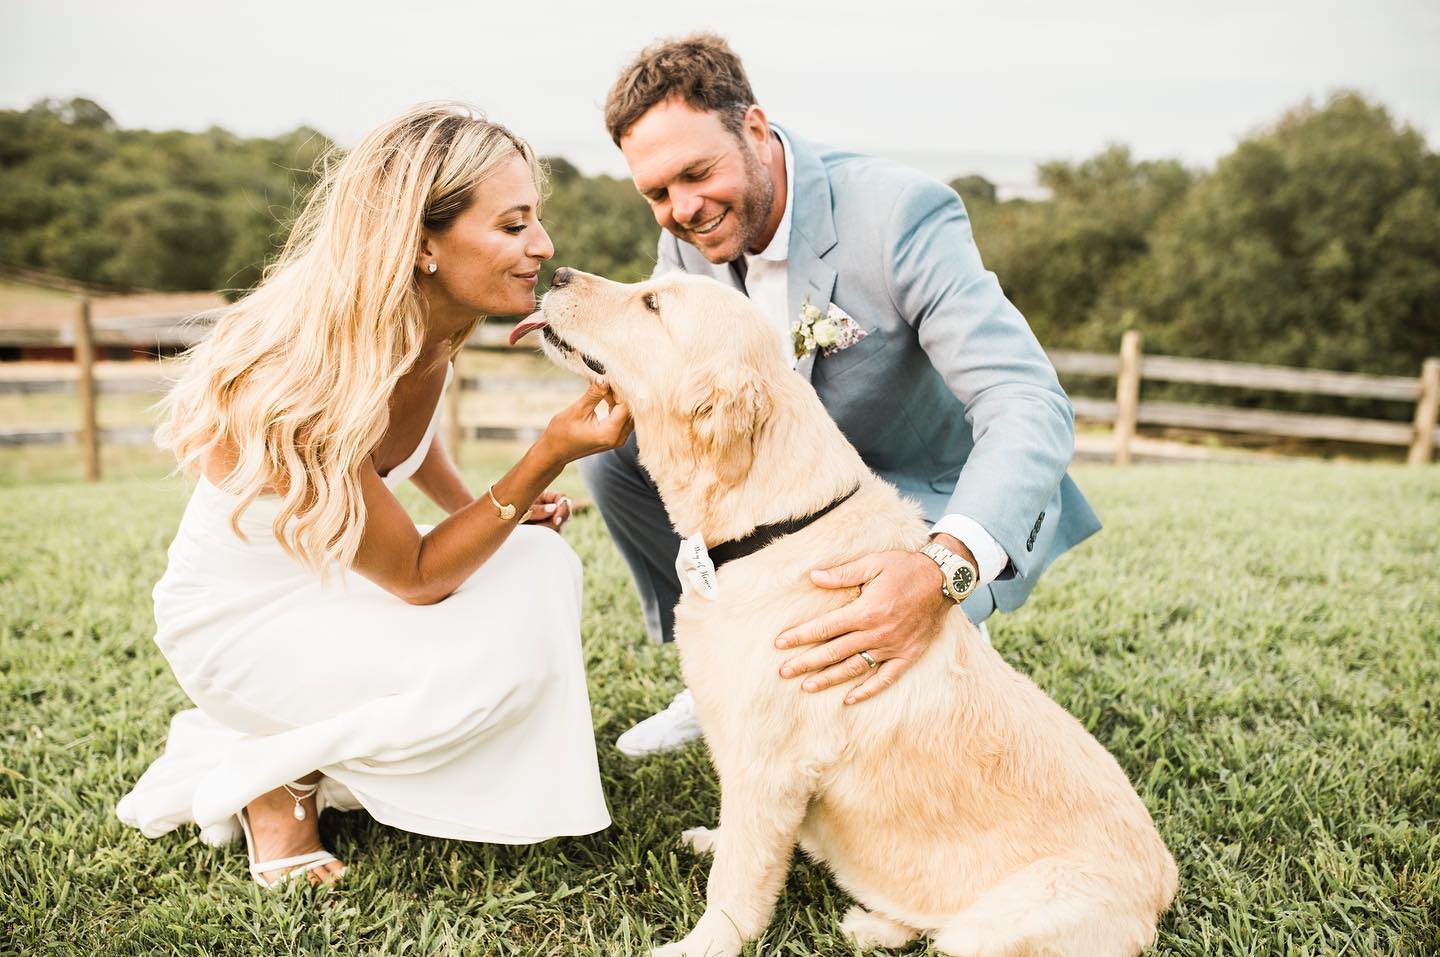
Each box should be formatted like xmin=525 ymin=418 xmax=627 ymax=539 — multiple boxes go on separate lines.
xmin=409 ymin=435 xmax=474 ymax=514
xmin=349 ymin=382 xmax=630 ymax=605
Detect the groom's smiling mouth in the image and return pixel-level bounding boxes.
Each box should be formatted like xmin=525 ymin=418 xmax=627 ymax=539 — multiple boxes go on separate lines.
xmin=685 ymin=210 xmax=727 ymax=238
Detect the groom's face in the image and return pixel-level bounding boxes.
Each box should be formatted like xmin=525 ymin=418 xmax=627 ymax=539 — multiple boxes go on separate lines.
xmin=621 ymin=98 xmax=775 ymax=264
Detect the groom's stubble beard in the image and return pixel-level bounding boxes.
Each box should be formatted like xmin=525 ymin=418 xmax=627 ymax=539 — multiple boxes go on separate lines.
xmin=681 ymin=136 xmax=775 ymax=266
xmin=731 ymin=139 xmax=776 ymax=262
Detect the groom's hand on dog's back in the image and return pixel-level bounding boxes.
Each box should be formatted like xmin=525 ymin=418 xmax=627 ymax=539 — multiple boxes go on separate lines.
xmin=773 ymin=547 xmax=956 ymax=704
xmin=539 ymin=381 xmax=633 ymax=464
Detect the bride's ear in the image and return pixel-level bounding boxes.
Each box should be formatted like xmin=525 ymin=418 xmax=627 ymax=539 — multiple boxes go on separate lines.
xmin=415 ymin=235 xmax=435 ymax=275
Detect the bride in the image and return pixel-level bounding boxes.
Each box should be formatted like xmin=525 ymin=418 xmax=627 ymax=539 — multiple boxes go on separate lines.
xmin=116 ymin=102 xmax=631 ymax=886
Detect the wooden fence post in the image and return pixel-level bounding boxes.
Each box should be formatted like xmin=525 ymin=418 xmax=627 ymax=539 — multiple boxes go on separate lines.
xmin=1113 ymin=330 xmax=1143 ymax=465
xmin=75 ymin=297 xmax=100 ymax=481
xmin=445 ymin=370 xmax=464 ymax=466
xmin=1408 ymin=357 xmax=1440 ymax=465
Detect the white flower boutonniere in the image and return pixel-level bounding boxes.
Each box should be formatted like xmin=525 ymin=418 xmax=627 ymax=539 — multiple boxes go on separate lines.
xmin=791 ymin=298 xmax=868 ymax=361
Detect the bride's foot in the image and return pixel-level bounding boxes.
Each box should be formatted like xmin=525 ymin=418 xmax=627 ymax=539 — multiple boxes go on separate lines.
xmin=242 ymin=778 xmax=346 ymax=886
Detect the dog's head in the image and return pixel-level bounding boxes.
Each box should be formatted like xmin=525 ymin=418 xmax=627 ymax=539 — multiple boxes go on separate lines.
xmin=512 ymin=268 xmax=784 ymax=483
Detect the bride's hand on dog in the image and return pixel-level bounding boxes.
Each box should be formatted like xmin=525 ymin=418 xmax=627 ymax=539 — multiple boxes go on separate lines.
xmin=773 ymin=550 xmax=951 ymax=705
xmin=538 ymin=382 xmax=633 ymax=465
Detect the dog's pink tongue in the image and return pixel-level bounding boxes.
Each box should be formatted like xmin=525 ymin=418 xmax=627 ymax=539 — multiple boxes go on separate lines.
xmin=508 ymin=313 xmax=547 ymax=346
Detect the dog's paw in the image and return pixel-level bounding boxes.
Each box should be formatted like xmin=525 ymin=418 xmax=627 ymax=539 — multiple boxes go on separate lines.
xmin=931 ymin=920 xmax=997 ymax=957
xmin=840 ymin=905 xmax=921 ymax=950
xmin=651 ymin=920 xmax=742 ymax=957
xmin=651 ymin=937 xmax=738 ymax=957
xmin=679 ymin=826 xmax=719 ymax=857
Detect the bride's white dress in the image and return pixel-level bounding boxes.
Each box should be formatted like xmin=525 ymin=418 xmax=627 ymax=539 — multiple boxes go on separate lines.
xmin=116 ymin=365 xmax=609 ymax=846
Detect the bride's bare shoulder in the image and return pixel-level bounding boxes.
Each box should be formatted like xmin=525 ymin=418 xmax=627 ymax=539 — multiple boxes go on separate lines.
xmin=199 ymin=436 xmax=243 ymax=486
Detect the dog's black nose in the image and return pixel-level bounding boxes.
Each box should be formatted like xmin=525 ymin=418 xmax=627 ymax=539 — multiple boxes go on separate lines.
xmin=550 ymin=267 xmax=573 ymax=288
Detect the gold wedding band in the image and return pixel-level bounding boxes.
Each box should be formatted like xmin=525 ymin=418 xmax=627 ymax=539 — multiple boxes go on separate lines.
xmin=858 ymin=650 xmax=878 ymax=670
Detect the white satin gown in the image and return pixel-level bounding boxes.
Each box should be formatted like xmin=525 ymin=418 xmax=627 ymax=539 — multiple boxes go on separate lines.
xmin=116 ymin=365 xmax=609 ymax=846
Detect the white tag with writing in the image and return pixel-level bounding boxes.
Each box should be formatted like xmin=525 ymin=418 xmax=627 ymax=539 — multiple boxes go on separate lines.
xmin=675 ymin=533 xmax=720 ymax=601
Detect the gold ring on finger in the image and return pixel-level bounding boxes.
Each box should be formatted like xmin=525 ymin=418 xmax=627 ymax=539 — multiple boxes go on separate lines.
xmin=858 ymin=650 xmax=878 ymax=670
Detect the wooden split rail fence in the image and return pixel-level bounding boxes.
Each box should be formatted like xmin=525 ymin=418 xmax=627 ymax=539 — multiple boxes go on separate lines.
xmin=1056 ymin=331 xmax=1440 ymax=467
xmin=1 ymin=306 xmax=1437 ymax=479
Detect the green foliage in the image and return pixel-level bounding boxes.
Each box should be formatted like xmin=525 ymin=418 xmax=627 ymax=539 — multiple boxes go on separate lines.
xmin=95 ymin=190 xmax=233 ymax=289
xmin=4 ymin=92 xmax=1435 ymax=377
xmin=1 ymin=460 xmax=1437 ymax=954
xmin=539 ymin=157 xmax=657 ymax=285
xmin=949 ymin=173 xmax=997 ymax=206
xmin=1113 ymin=93 xmax=1440 ymax=374
xmin=0 ymin=100 xmax=660 ymax=301
xmin=0 ymin=100 xmax=330 ymax=296
xmin=959 ymin=92 xmax=1440 ymax=377
xmin=960 ymin=146 xmax=1193 ymax=351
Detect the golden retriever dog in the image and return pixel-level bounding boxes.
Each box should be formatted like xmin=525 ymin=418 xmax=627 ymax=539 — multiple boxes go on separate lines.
xmin=514 ymin=268 xmax=1177 ymax=957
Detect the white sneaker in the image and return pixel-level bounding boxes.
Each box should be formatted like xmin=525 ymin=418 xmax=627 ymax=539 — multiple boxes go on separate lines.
xmin=616 ymin=687 xmax=703 ymax=758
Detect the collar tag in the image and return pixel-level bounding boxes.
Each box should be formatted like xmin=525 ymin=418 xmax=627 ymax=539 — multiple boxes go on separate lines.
xmin=675 ymin=533 xmax=720 ymax=601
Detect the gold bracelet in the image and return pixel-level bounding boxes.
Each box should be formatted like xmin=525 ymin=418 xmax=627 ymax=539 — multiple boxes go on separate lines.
xmin=486 ymin=484 xmax=519 ymax=521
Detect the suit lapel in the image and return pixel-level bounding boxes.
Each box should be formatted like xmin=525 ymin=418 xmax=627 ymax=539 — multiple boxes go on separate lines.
xmin=788 ymin=242 xmax=837 ymax=382
xmin=778 ymin=126 xmax=838 ymax=384
xmin=727 ymin=258 xmax=748 ymax=293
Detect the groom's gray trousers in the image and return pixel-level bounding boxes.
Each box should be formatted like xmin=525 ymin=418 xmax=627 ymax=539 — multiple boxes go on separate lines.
xmin=579 ymin=433 xmax=996 ymax=645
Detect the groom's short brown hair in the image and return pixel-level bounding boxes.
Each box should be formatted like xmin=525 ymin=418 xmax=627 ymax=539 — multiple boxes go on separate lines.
xmin=604 ymin=33 xmax=756 ymax=146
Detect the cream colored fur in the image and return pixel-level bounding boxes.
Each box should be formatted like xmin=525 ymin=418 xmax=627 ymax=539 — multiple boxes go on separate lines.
xmin=536 ymin=270 xmax=1177 ymax=957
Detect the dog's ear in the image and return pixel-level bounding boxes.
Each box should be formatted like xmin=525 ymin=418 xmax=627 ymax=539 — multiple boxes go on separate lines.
xmin=683 ymin=368 xmax=771 ymax=485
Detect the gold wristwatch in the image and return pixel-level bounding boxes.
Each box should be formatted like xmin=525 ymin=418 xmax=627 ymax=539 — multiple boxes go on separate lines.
xmin=920 ymin=541 xmax=978 ymax=604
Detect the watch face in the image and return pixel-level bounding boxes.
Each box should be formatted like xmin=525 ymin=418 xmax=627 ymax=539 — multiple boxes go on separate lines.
xmin=952 ymin=565 xmax=975 ymax=594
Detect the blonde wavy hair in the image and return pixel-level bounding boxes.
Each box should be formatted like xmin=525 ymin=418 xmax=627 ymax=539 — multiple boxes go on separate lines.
xmin=157 ymin=101 xmax=542 ymax=574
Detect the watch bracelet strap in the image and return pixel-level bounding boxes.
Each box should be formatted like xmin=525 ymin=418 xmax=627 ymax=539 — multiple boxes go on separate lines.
xmin=921 ymin=541 xmax=976 ymax=603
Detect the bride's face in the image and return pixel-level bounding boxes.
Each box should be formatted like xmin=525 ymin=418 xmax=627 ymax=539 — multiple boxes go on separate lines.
xmin=422 ymin=154 xmax=554 ymax=318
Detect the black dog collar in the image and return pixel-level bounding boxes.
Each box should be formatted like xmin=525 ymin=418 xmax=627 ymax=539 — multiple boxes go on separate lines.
xmin=707 ymin=485 xmax=861 ymax=571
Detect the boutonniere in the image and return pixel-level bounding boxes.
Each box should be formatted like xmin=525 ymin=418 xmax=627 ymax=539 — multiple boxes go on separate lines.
xmin=791 ymin=298 xmax=868 ymax=361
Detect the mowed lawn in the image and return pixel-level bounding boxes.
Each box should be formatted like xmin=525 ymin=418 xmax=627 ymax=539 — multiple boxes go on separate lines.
xmin=1 ymin=456 xmax=1436 ymax=956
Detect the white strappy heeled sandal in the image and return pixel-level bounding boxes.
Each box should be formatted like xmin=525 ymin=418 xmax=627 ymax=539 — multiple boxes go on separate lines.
xmin=237 ymin=780 xmax=340 ymax=888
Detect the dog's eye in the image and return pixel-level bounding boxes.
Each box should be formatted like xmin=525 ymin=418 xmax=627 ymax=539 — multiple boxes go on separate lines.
xmin=642 ymin=292 xmax=660 ymax=313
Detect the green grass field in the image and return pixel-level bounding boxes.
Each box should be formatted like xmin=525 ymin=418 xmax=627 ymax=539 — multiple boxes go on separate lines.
xmin=1 ymin=457 xmax=1436 ymax=956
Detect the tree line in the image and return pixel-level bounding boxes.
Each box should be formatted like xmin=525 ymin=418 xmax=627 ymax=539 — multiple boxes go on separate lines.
xmin=961 ymin=92 xmax=1440 ymax=379
xmin=1 ymin=93 xmax=1436 ymax=380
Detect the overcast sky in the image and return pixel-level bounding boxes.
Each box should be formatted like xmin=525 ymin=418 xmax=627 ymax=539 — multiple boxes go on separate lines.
xmin=3 ymin=0 xmax=1437 ymax=195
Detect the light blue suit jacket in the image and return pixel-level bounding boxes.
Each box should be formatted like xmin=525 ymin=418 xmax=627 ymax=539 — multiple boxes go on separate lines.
xmin=656 ymin=127 xmax=1100 ymax=615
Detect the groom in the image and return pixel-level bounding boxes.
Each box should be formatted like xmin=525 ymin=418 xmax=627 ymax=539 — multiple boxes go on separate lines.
xmin=580 ymin=34 xmax=1101 ymax=756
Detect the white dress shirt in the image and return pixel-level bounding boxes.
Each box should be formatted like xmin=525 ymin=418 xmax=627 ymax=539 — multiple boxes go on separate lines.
xmin=742 ymin=129 xmax=1009 ymax=588
xmin=741 ymin=131 xmax=796 ymax=368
